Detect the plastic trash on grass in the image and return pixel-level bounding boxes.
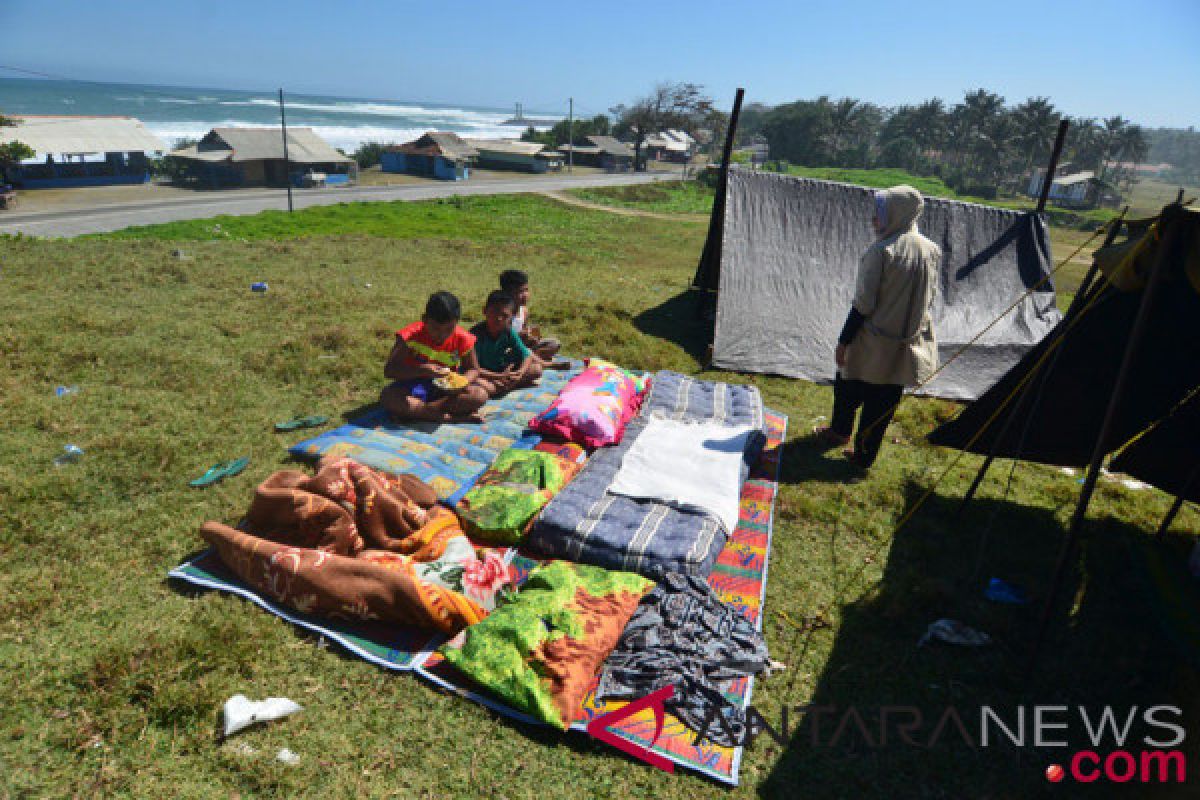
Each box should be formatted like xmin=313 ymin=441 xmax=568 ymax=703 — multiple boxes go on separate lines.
xmin=918 ymin=619 xmax=992 ymax=648
xmin=984 ymin=578 xmax=1029 ymax=605
xmin=276 ymin=748 xmax=301 ymax=765
xmin=53 ymin=445 xmax=84 ymax=467
xmin=221 ymin=694 xmax=303 ymax=738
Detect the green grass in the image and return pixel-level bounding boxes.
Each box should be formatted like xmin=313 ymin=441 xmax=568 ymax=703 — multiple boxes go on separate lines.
xmin=783 ymin=166 xmax=960 ymax=197
xmin=1126 ymin=178 xmax=1200 ymax=216
xmin=576 ymin=169 xmax=1120 ymax=231
xmin=2 ymin=194 xmax=1197 ymax=798
xmin=570 ymin=182 xmax=713 ymax=215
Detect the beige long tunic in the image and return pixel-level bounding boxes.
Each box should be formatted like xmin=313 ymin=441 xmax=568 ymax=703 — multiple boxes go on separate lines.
xmin=841 ymin=185 xmax=941 ymax=387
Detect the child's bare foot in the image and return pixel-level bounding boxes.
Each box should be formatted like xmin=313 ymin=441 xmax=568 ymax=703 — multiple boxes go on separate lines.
xmin=438 ymin=412 xmax=484 ymax=424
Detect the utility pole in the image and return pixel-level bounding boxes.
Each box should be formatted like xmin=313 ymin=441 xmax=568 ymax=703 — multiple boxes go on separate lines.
xmin=279 ymin=88 xmax=293 ymax=213
xmin=567 ymin=97 xmax=574 ymax=175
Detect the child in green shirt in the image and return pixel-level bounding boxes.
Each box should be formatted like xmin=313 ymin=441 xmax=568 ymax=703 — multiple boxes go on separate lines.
xmin=470 ymin=290 xmax=542 ymax=397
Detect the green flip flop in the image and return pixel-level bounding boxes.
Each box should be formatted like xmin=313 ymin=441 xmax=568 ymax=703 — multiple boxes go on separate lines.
xmin=274 ymin=414 xmax=330 ymax=432
xmin=189 ymin=456 xmax=250 ymax=488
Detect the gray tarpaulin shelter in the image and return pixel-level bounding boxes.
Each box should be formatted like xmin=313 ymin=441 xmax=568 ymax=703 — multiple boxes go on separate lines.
xmin=703 ymin=170 xmax=1062 ymax=400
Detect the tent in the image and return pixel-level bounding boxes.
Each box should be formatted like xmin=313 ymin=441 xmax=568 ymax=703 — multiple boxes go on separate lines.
xmin=695 ymin=169 xmax=1062 ymax=400
xmin=928 ymin=204 xmax=1200 ymax=467
xmin=926 ymin=202 xmax=1200 ymax=663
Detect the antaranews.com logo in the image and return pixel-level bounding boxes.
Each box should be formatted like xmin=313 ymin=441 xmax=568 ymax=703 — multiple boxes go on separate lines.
xmin=587 ymin=687 xmax=1188 ymax=786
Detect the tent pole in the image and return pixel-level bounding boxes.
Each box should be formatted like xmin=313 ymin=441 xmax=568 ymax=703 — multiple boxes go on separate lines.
xmin=1026 ymin=205 xmax=1181 ymax=675
xmin=1156 ymin=464 xmax=1200 ymax=539
xmin=693 ymin=88 xmax=745 ymax=324
xmin=1036 ymin=120 xmax=1070 ymax=214
xmin=954 ymin=208 xmax=1127 ymax=519
xmin=1156 ymin=495 xmax=1188 ymax=540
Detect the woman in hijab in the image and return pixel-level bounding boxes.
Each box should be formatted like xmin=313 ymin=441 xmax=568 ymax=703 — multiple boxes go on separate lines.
xmin=813 ymin=185 xmax=941 ymax=471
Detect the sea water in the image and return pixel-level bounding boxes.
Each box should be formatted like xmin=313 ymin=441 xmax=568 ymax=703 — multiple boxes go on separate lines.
xmin=0 ymin=76 xmax=560 ymax=153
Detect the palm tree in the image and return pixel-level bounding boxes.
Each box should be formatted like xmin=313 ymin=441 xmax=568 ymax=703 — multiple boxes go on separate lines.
xmin=951 ymin=89 xmax=1006 ymax=180
xmin=825 ymin=97 xmax=877 ymax=166
xmin=1013 ymin=97 xmax=1059 ymax=174
xmin=1111 ymin=124 xmax=1149 ymax=189
xmin=1096 ymin=116 xmax=1133 ymax=181
xmin=909 ymin=98 xmax=947 ymax=154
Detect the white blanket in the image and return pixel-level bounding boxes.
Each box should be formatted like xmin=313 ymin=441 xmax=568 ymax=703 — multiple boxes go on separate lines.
xmin=608 ymin=415 xmax=756 ymax=534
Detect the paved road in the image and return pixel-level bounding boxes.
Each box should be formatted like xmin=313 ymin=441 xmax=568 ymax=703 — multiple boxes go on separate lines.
xmin=0 ymin=171 xmax=682 ymax=238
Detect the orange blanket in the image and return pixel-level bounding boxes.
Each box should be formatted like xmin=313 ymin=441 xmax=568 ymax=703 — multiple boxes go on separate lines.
xmin=200 ymin=457 xmax=511 ymax=634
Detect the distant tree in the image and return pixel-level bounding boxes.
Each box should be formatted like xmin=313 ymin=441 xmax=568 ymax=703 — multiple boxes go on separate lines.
xmin=1146 ymin=127 xmax=1200 ymax=181
xmin=1114 ymin=124 xmax=1148 ymax=188
xmin=760 ymin=99 xmax=834 ymax=165
xmin=0 ymin=112 xmax=35 ymax=178
xmin=824 ymin=97 xmax=881 ymax=167
xmin=351 ymin=141 xmax=395 ymax=168
xmin=948 ymin=89 xmax=1007 ymax=186
xmin=612 ymin=82 xmax=713 ymax=170
xmin=1012 ymin=97 xmax=1059 ymax=177
xmin=879 ymin=99 xmax=949 ymax=172
xmin=1066 ymin=117 xmax=1106 ymax=174
xmin=699 ymin=107 xmax=730 ymax=158
xmin=520 ymin=125 xmax=556 ymax=147
xmin=734 ymin=103 xmax=770 ymax=145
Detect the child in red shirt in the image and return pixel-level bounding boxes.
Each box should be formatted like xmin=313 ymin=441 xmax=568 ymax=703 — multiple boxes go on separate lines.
xmin=381 ymin=291 xmax=488 ymax=422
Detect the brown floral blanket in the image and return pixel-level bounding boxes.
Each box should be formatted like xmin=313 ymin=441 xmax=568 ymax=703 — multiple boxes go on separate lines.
xmin=200 ymin=457 xmax=512 ymax=634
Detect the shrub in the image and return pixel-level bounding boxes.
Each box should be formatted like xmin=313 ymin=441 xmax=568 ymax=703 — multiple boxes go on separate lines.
xmin=352 ymin=141 xmax=393 ymax=169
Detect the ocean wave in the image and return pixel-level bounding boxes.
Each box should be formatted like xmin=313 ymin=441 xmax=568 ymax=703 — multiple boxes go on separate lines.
xmin=218 ymin=96 xmax=548 ymax=124
xmin=143 ymin=120 xmax=545 ymax=153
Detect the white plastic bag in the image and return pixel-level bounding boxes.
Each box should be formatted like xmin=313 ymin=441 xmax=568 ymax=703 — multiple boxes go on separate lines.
xmin=221 ymin=694 xmax=303 ymax=738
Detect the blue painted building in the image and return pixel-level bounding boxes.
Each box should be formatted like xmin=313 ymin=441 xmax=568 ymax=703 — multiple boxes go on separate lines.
xmin=1 ymin=116 xmax=167 ymax=189
xmin=382 ymin=132 xmax=476 ymax=181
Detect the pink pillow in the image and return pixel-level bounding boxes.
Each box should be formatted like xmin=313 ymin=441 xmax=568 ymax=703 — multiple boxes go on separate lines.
xmin=529 ymin=359 xmax=648 ymax=449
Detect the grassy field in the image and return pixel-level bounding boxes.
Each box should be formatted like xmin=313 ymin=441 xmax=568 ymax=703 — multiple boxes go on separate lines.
xmin=1126 ymin=178 xmax=1200 ymax=216
xmin=2 ymin=194 xmax=1197 ymax=798
xmin=571 ymin=181 xmax=714 ymax=215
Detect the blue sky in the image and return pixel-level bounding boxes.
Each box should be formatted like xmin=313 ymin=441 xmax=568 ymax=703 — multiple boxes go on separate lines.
xmin=2 ymin=0 xmax=1197 ymax=127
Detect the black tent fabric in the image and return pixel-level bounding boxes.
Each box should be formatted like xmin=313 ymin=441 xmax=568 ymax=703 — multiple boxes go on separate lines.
xmin=928 ymin=204 xmax=1200 ymax=468
xmin=708 ymin=171 xmax=1061 ymax=400
xmin=1110 ymin=392 xmax=1200 ymax=503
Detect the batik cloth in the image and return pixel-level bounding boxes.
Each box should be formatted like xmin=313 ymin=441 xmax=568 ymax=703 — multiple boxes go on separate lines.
xmin=596 ymin=571 xmax=771 ymax=747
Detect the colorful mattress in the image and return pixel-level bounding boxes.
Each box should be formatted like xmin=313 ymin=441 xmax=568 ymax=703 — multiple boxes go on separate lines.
xmin=288 ymin=364 xmax=581 ymax=505
xmin=169 ymin=406 xmax=786 ymax=785
xmin=526 ymin=371 xmax=765 ymax=580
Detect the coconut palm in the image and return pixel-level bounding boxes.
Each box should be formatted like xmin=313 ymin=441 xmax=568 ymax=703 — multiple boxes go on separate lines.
xmin=1013 ymin=97 xmax=1059 ymax=174
xmin=824 ymin=97 xmax=881 ymax=166
xmin=909 ymin=98 xmax=948 ymax=153
xmin=950 ymin=89 xmax=1006 ymax=180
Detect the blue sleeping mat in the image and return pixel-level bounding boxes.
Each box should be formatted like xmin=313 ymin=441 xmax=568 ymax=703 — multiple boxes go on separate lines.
xmin=289 ymin=364 xmax=581 ymax=505
xmin=527 ymin=371 xmax=764 ymax=579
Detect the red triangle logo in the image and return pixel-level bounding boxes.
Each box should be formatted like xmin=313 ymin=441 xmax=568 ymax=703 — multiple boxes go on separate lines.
xmin=586 ymin=684 xmax=676 ymax=773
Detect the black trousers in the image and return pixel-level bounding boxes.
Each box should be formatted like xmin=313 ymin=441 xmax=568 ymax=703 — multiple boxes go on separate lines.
xmin=831 ymin=375 xmax=904 ymax=467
